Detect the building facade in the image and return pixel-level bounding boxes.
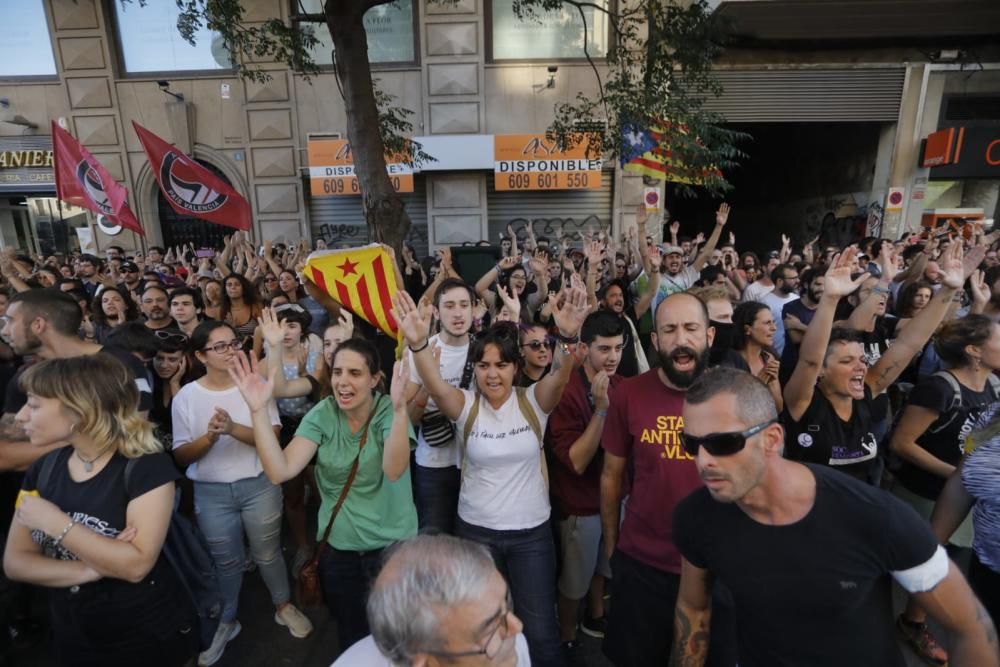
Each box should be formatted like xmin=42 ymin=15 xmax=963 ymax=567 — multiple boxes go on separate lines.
xmin=0 ymin=0 xmax=997 ymax=256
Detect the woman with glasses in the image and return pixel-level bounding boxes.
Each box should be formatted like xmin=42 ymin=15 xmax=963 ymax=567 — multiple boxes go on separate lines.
xmin=229 ymin=337 xmax=415 ymax=654
xmin=88 ymin=286 xmax=140 ymax=344
xmin=394 ymin=286 xmax=590 ymax=667
xmin=518 ymin=324 xmax=553 ymax=387
xmin=171 ymin=320 xmax=312 ymax=666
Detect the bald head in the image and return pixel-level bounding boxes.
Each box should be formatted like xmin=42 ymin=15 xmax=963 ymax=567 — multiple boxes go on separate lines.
xmin=654 ymin=291 xmax=710 ymax=329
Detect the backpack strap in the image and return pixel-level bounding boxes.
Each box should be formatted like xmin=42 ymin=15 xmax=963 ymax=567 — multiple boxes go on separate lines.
xmin=462 ymin=392 xmax=481 ymax=445
xmin=928 ymin=371 xmax=966 ymax=434
xmin=515 ymin=387 xmax=548 ymax=490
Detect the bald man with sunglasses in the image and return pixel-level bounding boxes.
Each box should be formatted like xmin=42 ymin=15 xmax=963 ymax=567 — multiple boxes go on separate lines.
xmin=671 ymin=367 xmax=998 ymax=667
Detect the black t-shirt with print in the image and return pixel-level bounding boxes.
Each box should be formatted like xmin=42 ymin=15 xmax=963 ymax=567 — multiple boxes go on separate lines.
xmin=783 ymin=385 xmax=880 ymax=484
xmin=21 ymin=449 xmax=193 ymax=661
xmin=673 ymin=463 xmax=938 ymax=667
xmin=857 ymin=316 xmax=898 ymax=422
xmin=895 ymin=373 xmax=999 ymax=500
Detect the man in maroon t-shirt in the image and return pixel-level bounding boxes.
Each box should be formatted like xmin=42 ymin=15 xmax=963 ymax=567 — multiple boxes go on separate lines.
xmin=600 ymin=292 xmax=714 ymax=666
xmin=547 ymin=311 xmax=625 ymax=656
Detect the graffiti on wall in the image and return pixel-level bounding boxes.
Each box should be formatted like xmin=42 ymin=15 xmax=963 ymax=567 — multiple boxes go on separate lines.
xmin=313 ymin=221 xmax=429 ymax=251
xmin=800 ymin=192 xmax=887 ymax=248
xmin=505 ymin=215 xmax=609 ymax=241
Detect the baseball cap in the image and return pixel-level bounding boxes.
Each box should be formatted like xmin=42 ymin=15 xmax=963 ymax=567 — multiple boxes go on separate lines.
xmin=120 ymin=261 xmax=140 ymax=273
xmin=663 ymin=245 xmax=684 ymax=256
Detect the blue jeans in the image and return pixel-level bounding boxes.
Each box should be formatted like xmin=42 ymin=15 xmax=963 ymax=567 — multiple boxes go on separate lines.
xmin=457 ymin=517 xmax=564 ymax=667
xmin=194 ymin=473 xmax=291 ymax=622
xmin=413 ymin=464 xmax=460 ymax=535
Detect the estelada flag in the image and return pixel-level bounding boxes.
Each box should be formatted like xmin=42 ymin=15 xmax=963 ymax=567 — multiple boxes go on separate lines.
xmin=621 ymin=120 xmax=721 ymax=186
xmin=132 ymin=121 xmax=251 ymax=231
xmin=52 ymin=121 xmax=144 ymax=236
xmin=304 ymin=245 xmax=401 ymax=344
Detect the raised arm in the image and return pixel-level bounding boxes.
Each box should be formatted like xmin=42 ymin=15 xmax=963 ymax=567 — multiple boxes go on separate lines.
xmin=475 ymin=256 xmax=519 ymax=303
xmin=534 ymin=286 xmax=590 ymax=414
xmin=391 ymin=291 xmax=466 ymax=420
xmin=783 ymin=249 xmax=870 ymax=421
xmin=229 ymin=351 xmax=317 ymax=484
xmin=634 ymin=245 xmax=662 ymax=319
xmin=868 ymin=242 xmax=964 ymax=396
xmin=690 ymin=204 xmax=729 ymax=272
xmin=847 ymin=244 xmax=897 ymax=331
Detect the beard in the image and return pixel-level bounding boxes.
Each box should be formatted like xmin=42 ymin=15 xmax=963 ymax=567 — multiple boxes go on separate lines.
xmin=658 ymin=344 xmax=709 ymax=388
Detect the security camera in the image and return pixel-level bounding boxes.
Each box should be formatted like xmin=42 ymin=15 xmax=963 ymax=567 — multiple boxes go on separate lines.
xmin=156 ymin=80 xmax=170 ymax=89
xmin=547 ymin=66 xmax=559 ymax=74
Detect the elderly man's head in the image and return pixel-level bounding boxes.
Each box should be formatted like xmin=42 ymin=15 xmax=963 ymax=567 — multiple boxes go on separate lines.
xmin=368 ymin=535 xmax=525 ymax=666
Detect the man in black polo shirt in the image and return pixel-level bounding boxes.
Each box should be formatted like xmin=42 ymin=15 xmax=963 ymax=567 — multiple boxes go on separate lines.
xmin=671 ymin=366 xmax=997 ymax=667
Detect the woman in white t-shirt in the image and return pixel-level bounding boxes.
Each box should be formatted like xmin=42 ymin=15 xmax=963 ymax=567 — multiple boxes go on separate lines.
xmin=171 ymin=320 xmax=312 ymax=666
xmin=393 ymin=286 xmax=590 ymax=667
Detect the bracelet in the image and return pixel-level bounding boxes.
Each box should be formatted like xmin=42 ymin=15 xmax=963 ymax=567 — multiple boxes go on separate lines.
xmin=409 ymin=339 xmax=429 ymax=353
xmin=594 ymin=409 xmax=608 ymax=419
xmin=52 ymin=520 xmax=76 ymax=548
xmin=554 ymin=331 xmax=580 ymax=344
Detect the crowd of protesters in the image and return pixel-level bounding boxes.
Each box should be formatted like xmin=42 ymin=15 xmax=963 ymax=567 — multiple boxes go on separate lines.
xmin=0 ymin=208 xmax=1000 ymax=667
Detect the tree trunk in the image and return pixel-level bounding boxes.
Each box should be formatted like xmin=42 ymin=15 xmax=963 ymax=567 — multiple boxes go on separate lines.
xmin=325 ymin=1 xmax=411 ymax=253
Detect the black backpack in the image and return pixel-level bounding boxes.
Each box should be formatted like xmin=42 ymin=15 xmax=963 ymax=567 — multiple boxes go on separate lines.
xmin=38 ymin=454 xmax=224 ymax=652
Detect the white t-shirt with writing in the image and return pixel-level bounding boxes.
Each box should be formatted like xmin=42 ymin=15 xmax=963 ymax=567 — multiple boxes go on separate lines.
xmin=172 ymin=381 xmax=281 ymax=483
xmin=407 ymin=334 xmax=469 ymax=469
xmin=455 ymin=384 xmax=550 ymax=531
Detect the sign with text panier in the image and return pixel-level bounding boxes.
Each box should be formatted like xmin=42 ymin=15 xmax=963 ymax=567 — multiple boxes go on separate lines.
xmin=494 ymin=134 xmax=603 ymax=191
xmin=307 ymin=138 xmax=414 ymax=196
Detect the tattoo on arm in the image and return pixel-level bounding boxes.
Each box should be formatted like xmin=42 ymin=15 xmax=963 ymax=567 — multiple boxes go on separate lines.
xmin=976 ymin=599 xmax=999 ymax=656
xmin=0 ymin=413 xmax=28 ymax=442
xmin=670 ymin=606 xmax=710 ymax=667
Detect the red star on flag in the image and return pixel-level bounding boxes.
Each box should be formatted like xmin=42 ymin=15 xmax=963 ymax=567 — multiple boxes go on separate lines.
xmin=337 ymin=257 xmax=359 ymax=276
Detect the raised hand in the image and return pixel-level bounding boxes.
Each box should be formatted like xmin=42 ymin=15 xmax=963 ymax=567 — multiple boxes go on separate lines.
xmin=694 ymin=232 xmax=705 ymax=246
xmin=962 ymin=245 xmax=986 ymax=279
xmin=592 ymin=370 xmax=610 ymax=411
xmin=715 ymin=203 xmax=731 ymax=227
xmin=390 ymin=355 xmax=410 ymax=412
xmin=552 ymin=285 xmax=590 ymax=338
xmin=822 ymin=248 xmax=870 ymax=300
xmin=337 ymin=310 xmax=354 ymax=338
xmin=258 ymin=306 xmax=285 ymax=348
xmin=497 ymin=283 xmax=521 ymax=320
xmin=939 ymin=240 xmax=966 ymax=289
xmin=498 ymin=255 xmax=520 ymax=272
xmin=970 ymin=269 xmax=990 ymax=306
xmin=637 ymin=204 xmax=650 ymax=225
xmin=728 ymin=231 xmax=736 ymax=246
xmin=585 ymin=239 xmax=603 ymax=266
xmin=528 ymin=249 xmax=548 ymax=276
xmin=670 ymin=220 xmax=680 ymax=237
xmin=228 ymin=350 xmax=276 ymax=413
xmin=391 ymin=291 xmax=433 ymax=347
xmin=877 ymin=244 xmax=898 ymax=283
xmin=781 ymin=234 xmax=791 ymax=248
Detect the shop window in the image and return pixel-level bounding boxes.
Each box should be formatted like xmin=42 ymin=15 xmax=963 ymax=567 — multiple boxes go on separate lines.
xmin=1 ymin=0 xmax=57 ymax=78
xmin=113 ymin=0 xmax=232 ymax=75
xmin=488 ymin=0 xmax=610 ymax=62
xmin=295 ymin=0 xmax=417 ymax=67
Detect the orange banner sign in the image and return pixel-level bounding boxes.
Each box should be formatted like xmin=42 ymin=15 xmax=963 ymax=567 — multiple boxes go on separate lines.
xmin=308 ymin=138 xmax=414 ymax=196
xmin=494 ymin=134 xmax=603 ymax=191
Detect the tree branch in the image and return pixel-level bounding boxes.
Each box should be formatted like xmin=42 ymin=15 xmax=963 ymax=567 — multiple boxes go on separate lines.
xmin=290 ymin=13 xmax=327 ymax=23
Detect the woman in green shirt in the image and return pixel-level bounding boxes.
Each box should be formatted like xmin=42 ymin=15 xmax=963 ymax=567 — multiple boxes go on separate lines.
xmin=230 ymin=337 xmax=415 ymax=651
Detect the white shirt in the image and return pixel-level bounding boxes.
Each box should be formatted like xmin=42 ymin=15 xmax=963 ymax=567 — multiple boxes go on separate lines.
xmin=649 ymin=266 xmax=699 ymax=315
xmin=455 ymin=384 xmax=550 ymax=530
xmin=172 ymin=381 xmax=281 ymax=483
xmin=761 ymin=291 xmax=799 ymax=356
xmin=742 ymin=279 xmax=774 ymax=303
xmin=331 ymin=633 xmax=532 ymax=666
xmin=407 ymin=334 xmax=470 ymax=469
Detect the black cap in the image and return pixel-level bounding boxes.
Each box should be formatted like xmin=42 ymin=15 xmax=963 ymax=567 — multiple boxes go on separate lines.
xmin=120 ymin=261 xmax=140 ymax=273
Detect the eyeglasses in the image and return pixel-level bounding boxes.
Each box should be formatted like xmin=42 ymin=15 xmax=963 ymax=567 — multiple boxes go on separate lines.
xmin=521 ymin=339 xmax=555 ymax=351
xmin=680 ymin=419 xmax=777 ymax=457
xmin=202 ymin=339 xmax=242 ymax=354
xmin=155 ymin=330 xmax=189 ymax=344
xmin=425 ymin=590 xmax=513 ymax=660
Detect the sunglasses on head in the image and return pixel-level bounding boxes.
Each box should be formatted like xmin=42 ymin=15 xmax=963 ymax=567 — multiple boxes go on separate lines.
xmin=154 ymin=330 xmax=189 ymax=344
xmin=680 ymin=419 xmax=777 ymax=457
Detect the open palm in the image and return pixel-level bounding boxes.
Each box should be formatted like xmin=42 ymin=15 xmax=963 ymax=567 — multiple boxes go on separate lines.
xmin=228 ymin=351 xmax=275 ymax=412
xmin=823 ymin=248 xmax=869 ymax=299
xmin=391 ymin=291 xmax=432 ymax=346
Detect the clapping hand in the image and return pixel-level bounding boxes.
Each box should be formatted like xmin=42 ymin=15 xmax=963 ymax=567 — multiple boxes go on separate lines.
xmin=592 ymin=370 xmax=610 ymax=411
xmin=207 ymin=407 xmax=234 ymax=437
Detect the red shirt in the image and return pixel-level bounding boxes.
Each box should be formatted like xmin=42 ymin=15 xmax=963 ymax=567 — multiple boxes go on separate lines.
xmin=546 ymin=369 xmax=623 ymax=517
xmin=602 ymin=369 xmax=702 ymax=574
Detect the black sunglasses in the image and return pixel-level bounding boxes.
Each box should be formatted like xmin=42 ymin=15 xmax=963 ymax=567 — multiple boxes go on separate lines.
xmin=680 ymin=419 xmax=777 ymax=457
xmin=521 ymin=339 xmax=555 ymax=351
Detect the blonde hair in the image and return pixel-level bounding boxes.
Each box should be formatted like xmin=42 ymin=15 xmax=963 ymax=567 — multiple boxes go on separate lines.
xmin=20 ymin=355 xmax=162 ymax=459
xmin=688 ymin=285 xmax=730 ymax=305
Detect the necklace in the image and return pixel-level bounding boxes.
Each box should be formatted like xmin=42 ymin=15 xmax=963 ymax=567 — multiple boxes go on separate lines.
xmin=74 ymin=449 xmax=102 ymax=473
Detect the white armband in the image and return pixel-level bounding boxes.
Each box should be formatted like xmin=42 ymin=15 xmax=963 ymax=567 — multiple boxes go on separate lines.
xmin=891 ymin=545 xmax=949 ymax=593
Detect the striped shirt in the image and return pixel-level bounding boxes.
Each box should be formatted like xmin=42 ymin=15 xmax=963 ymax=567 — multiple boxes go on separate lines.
xmin=961 ymin=402 xmax=1000 ymax=571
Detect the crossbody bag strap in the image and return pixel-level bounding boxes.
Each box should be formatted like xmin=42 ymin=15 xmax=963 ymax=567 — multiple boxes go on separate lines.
xmin=313 ymin=396 xmax=381 ymax=560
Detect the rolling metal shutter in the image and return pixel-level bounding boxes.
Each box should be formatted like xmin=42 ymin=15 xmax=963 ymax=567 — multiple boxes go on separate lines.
xmin=486 ymin=170 xmax=615 ymax=242
xmin=307 ymin=175 xmax=429 ymax=257
xmin=704 ymin=68 xmax=906 ymax=122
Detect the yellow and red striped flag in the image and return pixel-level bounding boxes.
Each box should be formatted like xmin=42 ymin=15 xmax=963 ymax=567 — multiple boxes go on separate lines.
xmin=304 ymin=244 xmax=401 ymax=345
